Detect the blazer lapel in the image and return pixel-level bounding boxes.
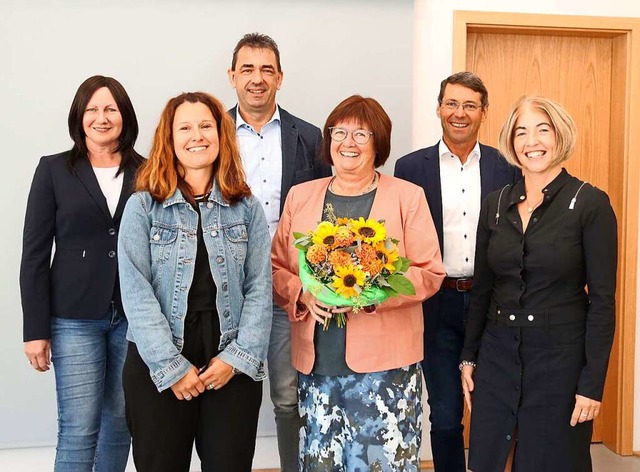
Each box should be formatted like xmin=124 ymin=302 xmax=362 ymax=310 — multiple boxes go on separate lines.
xmin=112 ymin=166 xmax=136 ymax=224
xmin=73 ymin=158 xmax=112 ymax=223
xmin=479 ymin=145 xmax=497 ymax=201
xmin=423 ymin=147 xmax=444 ymax=253
xmin=280 ymin=108 xmax=298 ymax=210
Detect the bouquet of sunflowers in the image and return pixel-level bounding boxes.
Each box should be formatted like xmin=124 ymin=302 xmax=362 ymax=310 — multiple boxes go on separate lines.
xmin=294 ymin=204 xmax=415 ymax=328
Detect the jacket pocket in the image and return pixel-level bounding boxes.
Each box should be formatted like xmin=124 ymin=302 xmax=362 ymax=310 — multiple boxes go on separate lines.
xmin=150 ymin=224 xmax=178 ymax=262
xmin=223 ymin=223 xmax=248 ymax=262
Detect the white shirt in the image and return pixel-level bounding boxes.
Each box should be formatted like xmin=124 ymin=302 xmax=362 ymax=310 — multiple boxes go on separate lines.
xmin=92 ymin=166 xmax=123 ymax=217
xmin=235 ymin=107 xmax=283 ymax=240
xmin=439 ymin=140 xmax=482 ymax=277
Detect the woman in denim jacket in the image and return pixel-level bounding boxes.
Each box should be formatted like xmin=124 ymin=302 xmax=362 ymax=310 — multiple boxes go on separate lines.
xmin=118 ymin=92 xmax=272 ymax=472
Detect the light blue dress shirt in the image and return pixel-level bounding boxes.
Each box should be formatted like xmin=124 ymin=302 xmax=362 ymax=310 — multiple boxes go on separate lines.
xmin=235 ymin=107 xmax=283 ymax=240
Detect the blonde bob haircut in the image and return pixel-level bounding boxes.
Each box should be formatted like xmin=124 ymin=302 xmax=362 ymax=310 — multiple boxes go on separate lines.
xmin=498 ymin=95 xmax=577 ymax=169
xmin=136 ymin=92 xmax=250 ymax=204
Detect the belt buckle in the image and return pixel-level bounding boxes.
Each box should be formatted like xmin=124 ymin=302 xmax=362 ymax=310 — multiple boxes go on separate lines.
xmin=456 ymin=278 xmax=469 ymax=292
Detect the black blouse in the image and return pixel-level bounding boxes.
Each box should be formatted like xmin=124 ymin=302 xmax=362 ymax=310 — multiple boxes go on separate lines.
xmin=462 ymin=169 xmax=617 ymax=399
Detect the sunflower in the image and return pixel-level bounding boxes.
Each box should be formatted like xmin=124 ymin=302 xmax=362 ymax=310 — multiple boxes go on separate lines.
xmin=306 ymin=244 xmax=328 ymax=264
xmin=350 ymin=217 xmax=386 ymax=244
xmin=375 ymin=240 xmax=400 ymax=272
xmin=332 ymin=265 xmax=366 ymax=299
xmin=312 ymin=221 xmax=339 ymax=247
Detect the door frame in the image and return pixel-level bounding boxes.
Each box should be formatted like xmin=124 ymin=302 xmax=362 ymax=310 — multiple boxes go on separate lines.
xmin=452 ymin=10 xmax=640 ymax=455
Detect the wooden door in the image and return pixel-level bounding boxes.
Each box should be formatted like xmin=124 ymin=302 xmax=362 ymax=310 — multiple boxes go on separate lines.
xmin=453 ymin=11 xmax=640 ymax=455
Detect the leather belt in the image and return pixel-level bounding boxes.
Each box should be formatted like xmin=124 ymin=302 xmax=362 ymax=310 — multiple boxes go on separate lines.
xmin=442 ymin=276 xmax=473 ymax=292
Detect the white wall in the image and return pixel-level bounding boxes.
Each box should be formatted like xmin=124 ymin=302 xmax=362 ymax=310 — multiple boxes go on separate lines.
xmin=0 ymin=0 xmax=413 ymax=467
xmin=414 ymin=0 xmax=640 ymax=453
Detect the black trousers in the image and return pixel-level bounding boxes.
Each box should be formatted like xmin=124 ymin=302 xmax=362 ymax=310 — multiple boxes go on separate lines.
xmin=123 ymin=343 xmax=263 ymax=472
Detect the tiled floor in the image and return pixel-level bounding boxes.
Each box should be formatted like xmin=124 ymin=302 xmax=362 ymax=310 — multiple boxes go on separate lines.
xmin=418 ymin=445 xmax=640 ymax=472
xmin=0 ymin=444 xmax=638 ymax=471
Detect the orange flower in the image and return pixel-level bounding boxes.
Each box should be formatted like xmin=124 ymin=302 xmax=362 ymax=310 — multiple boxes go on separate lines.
xmin=355 ymin=243 xmax=377 ymax=265
xmin=334 ymin=226 xmax=355 ymax=248
xmin=306 ymin=244 xmax=328 ymax=264
xmin=328 ymin=250 xmax=352 ymax=268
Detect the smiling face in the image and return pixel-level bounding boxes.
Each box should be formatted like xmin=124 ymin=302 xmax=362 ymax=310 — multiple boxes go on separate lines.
xmin=173 ymin=101 xmax=219 ymax=179
xmin=513 ymin=104 xmax=558 ymax=176
xmin=227 ymin=46 xmax=283 ymax=116
xmin=330 ymin=120 xmax=376 ymax=177
xmin=436 ymin=83 xmax=486 ymax=150
xmin=82 ymin=87 xmax=123 ymax=151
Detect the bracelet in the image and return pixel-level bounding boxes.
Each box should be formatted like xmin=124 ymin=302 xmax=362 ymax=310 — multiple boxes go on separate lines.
xmin=459 ymin=360 xmax=476 ymax=371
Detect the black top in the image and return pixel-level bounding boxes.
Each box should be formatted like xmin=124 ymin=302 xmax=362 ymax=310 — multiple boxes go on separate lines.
xmin=183 ymin=200 xmax=221 ymax=368
xmin=462 ymin=169 xmax=617 ymax=399
xmin=187 ymin=200 xmax=218 ymax=312
xmin=312 ymin=187 xmax=376 ymax=376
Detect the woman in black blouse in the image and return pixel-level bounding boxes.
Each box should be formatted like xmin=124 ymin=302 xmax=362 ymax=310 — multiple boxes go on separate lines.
xmin=460 ymin=96 xmax=617 ymax=472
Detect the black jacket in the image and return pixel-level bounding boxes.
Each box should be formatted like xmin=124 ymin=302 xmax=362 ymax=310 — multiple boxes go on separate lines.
xmin=20 ymin=151 xmax=140 ymax=341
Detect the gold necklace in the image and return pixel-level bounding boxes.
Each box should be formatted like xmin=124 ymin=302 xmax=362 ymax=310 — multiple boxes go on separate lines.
xmin=329 ymin=172 xmax=378 ymax=195
xmin=525 ymin=194 xmax=544 ymax=213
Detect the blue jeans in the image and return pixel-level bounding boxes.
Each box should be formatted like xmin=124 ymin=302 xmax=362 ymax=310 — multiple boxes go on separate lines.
xmin=51 ymin=307 xmax=130 ymax=472
xmin=267 ymin=304 xmax=299 ymax=472
xmin=422 ymin=288 xmax=469 ymax=472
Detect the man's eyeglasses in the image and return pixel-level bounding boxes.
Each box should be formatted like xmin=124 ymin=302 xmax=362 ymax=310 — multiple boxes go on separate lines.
xmin=329 ymin=127 xmax=374 ymax=145
xmin=441 ymin=100 xmax=482 ymax=112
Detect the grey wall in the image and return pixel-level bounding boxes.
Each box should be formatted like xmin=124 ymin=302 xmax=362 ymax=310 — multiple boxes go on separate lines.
xmin=0 ymin=0 xmax=413 ymax=448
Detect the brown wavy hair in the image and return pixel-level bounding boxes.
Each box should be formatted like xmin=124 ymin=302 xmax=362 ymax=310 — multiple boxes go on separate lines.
xmin=136 ymin=92 xmax=250 ymax=204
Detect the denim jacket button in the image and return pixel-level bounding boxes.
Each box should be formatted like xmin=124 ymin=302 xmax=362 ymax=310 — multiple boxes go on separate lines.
xmin=222 ymin=282 xmax=228 ymax=291
xmin=207 ymin=202 xmax=213 ymax=209
xmin=210 ymin=230 xmax=218 ymax=237
xmin=223 ymin=310 xmax=230 ymax=318
xmin=216 ymin=256 xmax=224 ymax=263
xmin=153 ymin=234 xmax=160 ymax=241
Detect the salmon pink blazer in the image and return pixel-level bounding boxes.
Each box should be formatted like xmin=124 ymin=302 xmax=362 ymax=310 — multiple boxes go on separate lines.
xmin=271 ymin=174 xmax=445 ymax=374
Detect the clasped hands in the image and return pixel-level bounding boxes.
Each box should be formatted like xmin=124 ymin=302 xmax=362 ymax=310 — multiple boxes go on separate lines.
xmin=171 ymin=357 xmax=235 ymax=401
xmin=298 ymin=290 xmax=351 ymax=326
xmin=461 ymin=365 xmax=601 ymax=426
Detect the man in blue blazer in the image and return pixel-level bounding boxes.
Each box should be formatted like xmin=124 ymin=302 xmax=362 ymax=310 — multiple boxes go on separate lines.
xmin=395 ymin=72 xmax=520 ymax=471
xmin=227 ymin=33 xmax=331 ymax=471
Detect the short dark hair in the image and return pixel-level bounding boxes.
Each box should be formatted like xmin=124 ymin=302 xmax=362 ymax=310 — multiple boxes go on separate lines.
xmin=67 ymin=75 xmax=142 ymax=173
xmin=322 ymin=95 xmax=392 ymax=168
xmin=437 ymin=71 xmax=489 ymax=108
xmin=231 ymin=33 xmax=281 ymax=72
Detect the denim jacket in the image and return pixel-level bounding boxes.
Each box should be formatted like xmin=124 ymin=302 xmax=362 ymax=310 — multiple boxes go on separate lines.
xmin=118 ymin=182 xmax=272 ymax=391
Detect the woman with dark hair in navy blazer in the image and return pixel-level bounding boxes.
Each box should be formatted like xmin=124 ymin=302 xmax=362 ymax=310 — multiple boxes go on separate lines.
xmin=20 ymin=75 xmax=144 ymax=472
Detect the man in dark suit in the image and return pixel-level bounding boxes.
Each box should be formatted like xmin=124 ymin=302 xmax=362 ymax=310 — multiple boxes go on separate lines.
xmin=394 ymin=72 xmax=520 ymax=471
xmin=227 ymin=33 xmax=331 ymax=471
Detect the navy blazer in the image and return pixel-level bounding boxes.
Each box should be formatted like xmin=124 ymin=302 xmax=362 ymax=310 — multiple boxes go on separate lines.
xmin=229 ymin=105 xmax=332 ymax=213
xmin=20 ymin=151 xmax=140 ymax=341
xmin=394 ymin=142 xmax=520 ymax=339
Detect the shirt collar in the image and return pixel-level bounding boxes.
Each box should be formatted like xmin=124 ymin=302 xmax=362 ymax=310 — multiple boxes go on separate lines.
xmin=235 ymin=105 xmax=281 ymax=131
xmin=438 ymin=139 xmax=481 ymax=163
xmin=507 ymin=168 xmax=571 ymax=207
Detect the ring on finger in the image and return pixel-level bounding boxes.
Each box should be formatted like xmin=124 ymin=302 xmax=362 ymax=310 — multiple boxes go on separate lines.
xmin=580 ymin=412 xmax=588 ymax=417
xmin=184 ymin=393 xmax=192 ymax=400
xmin=206 ymin=382 xmax=215 ymax=390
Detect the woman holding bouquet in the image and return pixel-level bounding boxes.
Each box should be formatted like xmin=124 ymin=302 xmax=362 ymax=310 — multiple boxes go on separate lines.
xmin=272 ymin=95 xmax=445 ymax=470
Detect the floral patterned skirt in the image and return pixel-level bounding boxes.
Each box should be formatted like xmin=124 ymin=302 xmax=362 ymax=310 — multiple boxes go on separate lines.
xmin=298 ymin=363 xmax=422 ymax=471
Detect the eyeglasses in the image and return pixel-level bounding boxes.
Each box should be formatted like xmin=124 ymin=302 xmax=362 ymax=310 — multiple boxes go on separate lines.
xmin=329 ymin=127 xmax=374 ymax=145
xmin=441 ymin=100 xmax=482 ymax=112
